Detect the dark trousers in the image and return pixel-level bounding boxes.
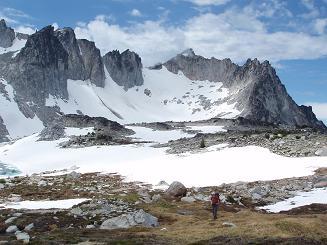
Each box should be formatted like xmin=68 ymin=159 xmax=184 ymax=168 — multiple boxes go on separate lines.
xmin=212 ymin=204 xmax=219 ymax=219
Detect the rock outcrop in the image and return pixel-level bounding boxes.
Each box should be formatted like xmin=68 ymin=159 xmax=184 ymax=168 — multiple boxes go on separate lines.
xmin=77 ymin=39 xmax=105 ymax=87
xmin=54 ymin=28 xmax=105 ymax=87
xmin=0 ymin=19 xmax=15 ymax=48
xmin=103 ymin=49 xmax=143 ymax=89
xmin=2 ymin=25 xmax=69 ymax=103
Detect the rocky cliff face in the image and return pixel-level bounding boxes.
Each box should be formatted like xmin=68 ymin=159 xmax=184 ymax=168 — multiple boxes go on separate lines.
xmin=2 ymin=25 xmax=69 ymax=103
xmin=54 ymin=28 xmax=105 ymax=87
xmin=78 ymin=39 xmax=105 ymax=87
xmin=0 ymin=19 xmax=15 ymax=48
xmin=163 ymin=50 xmax=325 ymax=129
xmin=103 ymin=49 xmax=143 ymax=89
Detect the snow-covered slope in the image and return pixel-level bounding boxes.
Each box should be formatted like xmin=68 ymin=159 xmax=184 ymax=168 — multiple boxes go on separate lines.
xmin=0 ymin=79 xmax=43 ymax=139
xmin=0 ymin=37 xmax=26 ymax=55
xmin=46 ymin=67 xmax=241 ymax=124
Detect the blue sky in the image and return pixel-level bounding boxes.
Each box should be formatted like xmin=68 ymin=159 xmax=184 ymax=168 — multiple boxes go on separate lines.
xmin=0 ymin=0 xmax=326 ymax=122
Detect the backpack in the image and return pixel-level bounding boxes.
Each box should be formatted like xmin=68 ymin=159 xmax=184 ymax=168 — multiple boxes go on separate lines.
xmin=211 ymin=194 xmax=220 ymax=205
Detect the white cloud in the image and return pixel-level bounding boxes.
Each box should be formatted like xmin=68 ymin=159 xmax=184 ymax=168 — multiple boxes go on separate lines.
xmin=15 ymin=25 xmax=35 ymax=34
xmin=300 ymin=0 xmax=320 ymax=19
xmin=130 ymin=9 xmax=142 ymax=17
xmin=183 ymin=0 xmax=230 ymax=6
xmin=74 ymin=7 xmax=327 ymax=67
xmin=314 ymin=18 xmax=327 ymax=35
xmin=306 ymin=103 xmax=327 ymax=122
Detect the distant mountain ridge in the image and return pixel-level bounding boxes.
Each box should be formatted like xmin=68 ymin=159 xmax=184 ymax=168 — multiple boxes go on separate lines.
xmin=0 ymin=20 xmax=325 ymax=141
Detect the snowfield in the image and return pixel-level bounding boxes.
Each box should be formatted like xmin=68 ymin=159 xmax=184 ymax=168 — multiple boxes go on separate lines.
xmin=0 ymin=198 xmax=89 ymax=210
xmin=46 ymin=67 xmax=241 ymax=125
xmin=0 ymin=127 xmax=326 ymax=188
xmin=260 ymin=188 xmax=327 ymax=213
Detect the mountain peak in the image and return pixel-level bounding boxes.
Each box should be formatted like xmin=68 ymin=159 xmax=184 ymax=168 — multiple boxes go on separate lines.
xmin=180 ymin=48 xmax=196 ymax=58
xmin=0 ymin=19 xmax=7 ymax=29
xmin=0 ymin=19 xmax=15 ymax=48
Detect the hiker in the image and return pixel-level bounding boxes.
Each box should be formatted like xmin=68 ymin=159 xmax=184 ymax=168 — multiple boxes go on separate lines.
xmin=210 ymin=192 xmax=220 ymax=220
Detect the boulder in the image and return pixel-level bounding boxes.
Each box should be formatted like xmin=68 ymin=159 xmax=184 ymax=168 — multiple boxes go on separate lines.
xmin=5 ymin=217 xmax=17 ymax=224
xmin=315 ymin=147 xmax=327 ymax=156
xmin=222 ymin=222 xmax=237 ymax=228
xmin=24 ymin=223 xmax=34 ymax=231
xmin=100 ymin=209 xmax=159 ymax=230
xmin=15 ymin=231 xmax=30 ymax=243
xmin=314 ymin=177 xmax=327 ymax=188
xmin=165 ymin=181 xmax=187 ymax=198
xmin=181 ymin=196 xmax=196 ymax=203
xmin=6 ymin=225 xmax=18 ymax=233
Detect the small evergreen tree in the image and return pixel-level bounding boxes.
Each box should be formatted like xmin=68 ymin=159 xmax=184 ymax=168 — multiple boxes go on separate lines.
xmin=200 ymin=137 xmax=206 ymax=148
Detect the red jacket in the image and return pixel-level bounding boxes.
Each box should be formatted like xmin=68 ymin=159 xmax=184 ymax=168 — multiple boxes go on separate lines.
xmin=211 ymin=195 xmax=220 ymax=205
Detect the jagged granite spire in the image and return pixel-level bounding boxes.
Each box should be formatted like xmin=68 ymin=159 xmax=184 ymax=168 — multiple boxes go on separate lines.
xmin=0 ymin=19 xmax=15 ymax=48
xmin=3 ymin=25 xmax=69 ymax=102
xmin=77 ymin=39 xmax=105 ymax=87
xmin=103 ymin=49 xmax=144 ymax=89
xmin=54 ymin=28 xmax=105 ymax=87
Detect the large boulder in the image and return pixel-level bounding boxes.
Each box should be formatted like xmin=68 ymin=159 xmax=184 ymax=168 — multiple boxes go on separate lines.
xmin=165 ymin=181 xmax=187 ymax=198
xmin=315 ymin=147 xmax=327 ymax=156
xmin=100 ymin=209 xmax=159 ymax=230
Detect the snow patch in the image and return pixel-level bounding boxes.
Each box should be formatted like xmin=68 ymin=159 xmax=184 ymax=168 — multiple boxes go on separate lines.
xmin=0 ymin=198 xmax=89 ymax=210
xmin=259 ymin=188 xmax=327 ymax=213
xmin=0 ymin=38 xmax=26 ymax=55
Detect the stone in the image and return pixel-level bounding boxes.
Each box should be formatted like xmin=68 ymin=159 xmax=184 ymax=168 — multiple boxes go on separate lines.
xmin=314 ymin=177 xmax=327 ymax=188
xmin=70 ymin=207 xmax=83 ymax=216
xmin=222 ymin=222 xmax=237 ymax=228
xmin=86 ymin=225 xmax=95 ymax=229
xmin=315 ymin=147 xmax=327 ymax=156
xmin=12 ymin=213 xmax=23 ymax=217
xmin=24 ymin=223 xmax=34 ymax=231
xmin=100 ymin=209 xmax=159 ymax=230
xmin=7 ymin=194 xmax=22 ymax=202
xmin=181 ymin=196 xmax=196 ymax=203
xmin=6 ymin=225 xmax=18 ymax=233
xmin=194 ymin=193 xmax=209 ymax=202
xmin=165 ymin=181 xmax=187 ymax=198
xmin=38 ymin=180 xmax=47 ymax=186
xmin=15 ymin=231 xmax=30 ymax=243
xmin=177 ymin=210 xmax=193 ymax=215
xmin=5 ymin=217 xmax=17 ymax=224
xmin=151 ymin=194 xmax=161 ymax=202
xmin=0 ymin=183 xmax=4 ymax=189
xmin=66 ymin=171 xmax=81 ymax=179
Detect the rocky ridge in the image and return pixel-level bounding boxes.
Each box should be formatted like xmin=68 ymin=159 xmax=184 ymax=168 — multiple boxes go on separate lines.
xmin=161 ymin=49 xmax=325 ymax=130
